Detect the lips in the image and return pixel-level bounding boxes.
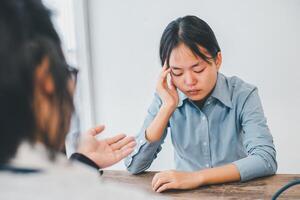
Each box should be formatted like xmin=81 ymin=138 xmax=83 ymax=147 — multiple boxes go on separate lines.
xmin=186 ymin=89 xmax=201 ymax=95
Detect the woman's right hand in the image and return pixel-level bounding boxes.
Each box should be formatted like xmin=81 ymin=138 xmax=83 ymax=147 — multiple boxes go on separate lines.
xmin=77 ymin=125 xmax=136 ymax=168
xmin=156 ymin=64 xmax=179 ymax=111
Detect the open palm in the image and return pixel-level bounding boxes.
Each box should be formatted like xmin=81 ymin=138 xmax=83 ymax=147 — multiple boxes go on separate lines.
xmin=78 ymin=125 xmax=136 ymax=168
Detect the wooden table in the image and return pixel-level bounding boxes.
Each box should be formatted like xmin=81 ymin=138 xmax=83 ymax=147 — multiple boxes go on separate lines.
xmin=101 ymin=170 xmax=300 ymax=199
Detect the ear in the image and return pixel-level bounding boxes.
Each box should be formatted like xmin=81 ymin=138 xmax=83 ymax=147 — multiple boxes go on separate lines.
xmin=35 ymin=57 xmax=55 ymax=95
xmin=215 ymin=52 xmax=222 ymax=71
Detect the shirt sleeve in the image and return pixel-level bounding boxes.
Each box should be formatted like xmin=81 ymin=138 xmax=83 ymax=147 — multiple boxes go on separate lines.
xmin=70 ymin=153 xmax=103 ymax=175
xmin=233 ymin=88 xmax=277 ymax=182
xmin=124 ymin=93 xmax=169 ymax=174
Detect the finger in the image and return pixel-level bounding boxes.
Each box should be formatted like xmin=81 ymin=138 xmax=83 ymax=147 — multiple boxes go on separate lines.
xmin=159 ymin=68 xmax=171 ymax=88
xmin=120 ymin=141 xmax=136 ymax=150
xmin=156 ymin=182 xmax=175 ymax=193
xmin=87 ymin=125 xmax=105 ymax=136
xmin=162 ymin=61 xmax=168 ymax=70
xmin=160 ymin=62 xmax=169 ymax=74
xmin=110 ymin=136 xmax=135 ymax=151
xmin=160 ymin=67 xmax=171 ymax=80
xmin=152 ymin=173 xmax=160 ymax=188
xmin=104 ymin=133 xmax=126 ymax=145
xmin=169 ymin=76 xmax=177 ymax=91
xmin=152 ymin=172 xmax=164 ymax=188
xmin=113 ymin=147 xmax=135 ymax=162
xmin=153 ymin=176 xmax=170 ymax=192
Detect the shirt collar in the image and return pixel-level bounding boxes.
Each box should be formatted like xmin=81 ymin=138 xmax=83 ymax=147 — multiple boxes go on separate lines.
xmin=177 ymin=73 xmax=233 ymax=108
xmin=210 ymin=73 xmax=233 ymax=108
xmin=8 ymin=142 xmax=69 ymax=170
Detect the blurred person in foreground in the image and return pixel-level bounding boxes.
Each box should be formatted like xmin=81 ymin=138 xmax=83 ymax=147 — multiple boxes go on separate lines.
xmin=0 ymin=0 xmax=137 ymax=199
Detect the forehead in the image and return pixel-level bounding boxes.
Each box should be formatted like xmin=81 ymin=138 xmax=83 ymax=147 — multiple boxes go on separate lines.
xmin=169 ymin=43 xmax=209 ymax=69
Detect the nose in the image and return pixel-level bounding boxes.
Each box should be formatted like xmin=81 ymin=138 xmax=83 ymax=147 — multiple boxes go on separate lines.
xmin=184 ymin=71 xmax=197 ymax=87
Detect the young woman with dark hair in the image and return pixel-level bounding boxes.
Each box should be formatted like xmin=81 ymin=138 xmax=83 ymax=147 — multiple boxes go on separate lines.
xmin=125 ymin=15 xmax=277 ymax=192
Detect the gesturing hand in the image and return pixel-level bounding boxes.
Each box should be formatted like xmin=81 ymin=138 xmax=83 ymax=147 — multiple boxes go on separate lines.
xmin=77 ymin=125 xmax=136 ymax=168
xmin=156 ymin=64 xmax=179 ymax=110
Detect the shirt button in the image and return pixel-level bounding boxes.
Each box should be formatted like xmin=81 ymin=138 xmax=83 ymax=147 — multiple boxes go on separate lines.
xmin=202 ymin=116 xmax=206 ymax=121
xmin=207 ymin=101 xmax=211 ymax=105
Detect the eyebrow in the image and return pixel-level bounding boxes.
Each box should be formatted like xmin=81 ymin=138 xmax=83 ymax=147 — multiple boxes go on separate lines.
xmin=170 ymin=62 xmax=200 ymax=70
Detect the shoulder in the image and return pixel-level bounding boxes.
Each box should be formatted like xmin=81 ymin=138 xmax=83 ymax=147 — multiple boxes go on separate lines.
xmin=0 ymin=145 xmax=102 ymax=199
xmin=225 ymin=74 xmax=258 ymax=103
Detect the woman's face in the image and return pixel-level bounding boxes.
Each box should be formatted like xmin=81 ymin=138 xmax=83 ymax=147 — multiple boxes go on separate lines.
xmin=169 ymin=43 xmax=222 ymax=101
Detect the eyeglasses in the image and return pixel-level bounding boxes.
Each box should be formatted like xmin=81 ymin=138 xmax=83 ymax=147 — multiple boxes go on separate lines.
xmin=66 ymin=65 xmax=79 ymax=85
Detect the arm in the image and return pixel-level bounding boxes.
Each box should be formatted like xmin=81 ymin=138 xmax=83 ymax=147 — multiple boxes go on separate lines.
xmin=125 ymin=65 xmax=179 ymax=174
xmin=146 ymin=65 xmax=179 ymax=142
xmin=124 ymin=93 xmax=170 ymax=174
xmin=152 ymin=88 xmax=277 ymax=192
xmin=152 ymin=164 xmax=240 ymax=193
xmin=233 ymin=88 xmax=277 ymax=181
xmin=196 ymin=164 xmax=240 ymax=185
xmin=146 ymin=104 xmax=175 ymax=142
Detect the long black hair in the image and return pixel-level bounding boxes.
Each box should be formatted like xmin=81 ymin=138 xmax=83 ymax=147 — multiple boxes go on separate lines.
xmin=0 ymin=0 xmax=74 ymax=164
xmin=159 ymin=15 xmax=221 ymax=67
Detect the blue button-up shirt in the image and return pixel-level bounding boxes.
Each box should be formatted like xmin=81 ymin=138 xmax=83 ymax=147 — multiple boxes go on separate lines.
xmin=125 ymin=73 xmax=277 ymax=182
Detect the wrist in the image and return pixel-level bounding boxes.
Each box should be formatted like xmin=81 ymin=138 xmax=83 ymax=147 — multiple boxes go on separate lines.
xmin=70 ymin=153 xmax=102 ymax=173
xmin=161 ymin=103 xmax=177 ymax=113
xmin=194 ymin=171 xmax=206 ymax=186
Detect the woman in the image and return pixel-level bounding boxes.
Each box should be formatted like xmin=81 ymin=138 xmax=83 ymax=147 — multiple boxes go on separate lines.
xmin=125 ymin=15 xmax=277 ymax=192
xmin=0 ymin=0 xmax=136 ymax=199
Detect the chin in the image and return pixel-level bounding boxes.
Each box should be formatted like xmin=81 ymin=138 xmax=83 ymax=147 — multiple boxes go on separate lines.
xmin=188 ymin=96 xmax=203 ymax=101
xmin=186 ymin=93 xmax=206 ymax=101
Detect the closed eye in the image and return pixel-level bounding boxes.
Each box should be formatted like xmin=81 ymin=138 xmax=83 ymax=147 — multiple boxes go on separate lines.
xmin=193 ymin=67 xmax=206 ymax=73
xmin=171 ymin=69 xmax=183 ymax=76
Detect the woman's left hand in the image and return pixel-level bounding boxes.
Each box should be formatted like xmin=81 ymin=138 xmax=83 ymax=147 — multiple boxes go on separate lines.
xmin=152 ymin=170 xmax=203 ymax=193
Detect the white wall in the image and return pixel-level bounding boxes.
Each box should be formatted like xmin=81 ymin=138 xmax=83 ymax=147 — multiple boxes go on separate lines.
xmin=43 ymin=0 xmax=95 ymax=132
xmin=87 ymin=0 xmax=300 ymax=173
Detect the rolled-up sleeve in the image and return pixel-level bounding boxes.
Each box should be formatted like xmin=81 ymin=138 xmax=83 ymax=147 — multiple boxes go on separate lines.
xmin=233 ymin=88 xmax=277 ymax=182
xmin=124 ymin=93 xmax=168 ymax=174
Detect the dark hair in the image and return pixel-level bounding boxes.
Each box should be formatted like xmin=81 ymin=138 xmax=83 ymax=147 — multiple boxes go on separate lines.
xmin=159 ymin=15 xmax=221 ymax=67
xmin=0 ymin=0 xmax=73 ymax=164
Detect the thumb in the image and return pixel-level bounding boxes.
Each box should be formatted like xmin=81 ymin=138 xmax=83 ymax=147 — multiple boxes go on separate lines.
xmin=169 ymin=77 xmax=177 ymax=91
xmin=87 ymin=125 xmax=105 ymax=136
